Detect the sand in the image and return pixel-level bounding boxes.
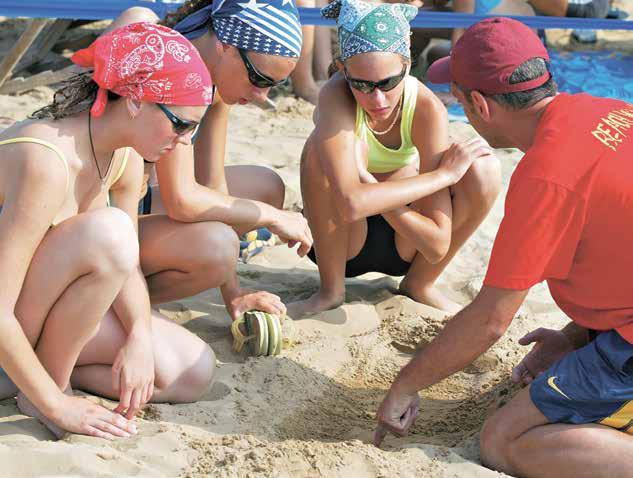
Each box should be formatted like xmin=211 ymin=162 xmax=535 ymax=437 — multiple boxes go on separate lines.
xmin=0 ymin=3 xmax=631 ymax=476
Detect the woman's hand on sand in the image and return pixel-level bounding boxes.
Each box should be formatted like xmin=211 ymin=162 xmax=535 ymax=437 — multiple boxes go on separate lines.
xmin=439 ymin=137 xmax=493 ymax=185
xmin=52 ymin=394 xmax=138 ymax=440
xmin=226 ymin=288 xmax=287 ymax=321
xmin=112 ymin=333 xmax=155 ymax=419
xmin=511 ymin=328 xmax=575 ymax=386
xmin=268 ymin=210 xmax=313 ymax=257
xmin=373 ymin=384 xmax=420 ymax=447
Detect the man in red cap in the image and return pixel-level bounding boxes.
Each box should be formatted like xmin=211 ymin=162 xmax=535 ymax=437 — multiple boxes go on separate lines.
xmin=374 ymin=17 xmax=633 ymax=477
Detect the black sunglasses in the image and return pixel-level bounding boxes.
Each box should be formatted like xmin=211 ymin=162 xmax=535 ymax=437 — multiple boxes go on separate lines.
xmin=238 ymin=48 xmax=288 ymax=89
xmin=156 ymin=103 xmax=200 ymax=136
xmin=344 ymin=65 xmax=408 ymax=94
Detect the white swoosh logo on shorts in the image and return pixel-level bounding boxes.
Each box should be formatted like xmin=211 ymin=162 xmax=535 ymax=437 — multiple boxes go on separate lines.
xmin=547 ymin=376 xmax=571 ymax=400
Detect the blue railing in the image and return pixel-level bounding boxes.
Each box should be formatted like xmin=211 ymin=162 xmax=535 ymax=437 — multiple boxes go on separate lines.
xmin=0 ymin=1 xmax=631 ymax=30
xmin=0 ymin=1 xmax=180 ymax=20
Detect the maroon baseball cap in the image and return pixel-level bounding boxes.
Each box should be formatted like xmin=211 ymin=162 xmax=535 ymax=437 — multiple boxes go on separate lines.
xmin=427 ymin=17 xmax=550 ymax=94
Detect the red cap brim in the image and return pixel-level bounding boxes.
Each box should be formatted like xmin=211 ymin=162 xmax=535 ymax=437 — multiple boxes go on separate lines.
xmin=427 ymin=56 xmax=452 ymax=84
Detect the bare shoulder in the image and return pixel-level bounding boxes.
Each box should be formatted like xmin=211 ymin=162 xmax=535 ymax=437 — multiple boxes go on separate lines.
xmin=0 ymin=120 xmax=70 ymax=196
xmin=412 ymin=79 xmax=448 ymax=126
xmin=314 ymin=73 xmax=356 ymax=133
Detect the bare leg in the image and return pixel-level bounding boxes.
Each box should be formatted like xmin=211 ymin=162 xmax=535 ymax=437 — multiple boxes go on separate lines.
xmin=139 ymin=215 xmax=239 ymax=304
xmin=72 ymin=310 xmax=215 ymax=404
xmin=399 ymin=154 xmax=502 ymax=313
xmin=13 ymin=208 xmax=138 ymax=436
xmin=528 ymin=0 xmax=567 ymax=16
xmin=292 ymin=0 xmax=321 ymax=105
xmin=480 ymin=387 xmax=633 ymax=478
xmin=313 ymin=28 xmax=333 ymax=81
xmin=287 ymin=135 xmax=368 ymax=318
xmin=493 ymin=0 xmax=536 ymax=15
xmin=224 ymin=165 xmax=285 ymax=210
xmin=225 ymin=164 xmax=286 ymax=239
xmin=142 ymin=166 xmax=285 ymax=312
xmin=313 ymin=0 xmax=333 ymax=81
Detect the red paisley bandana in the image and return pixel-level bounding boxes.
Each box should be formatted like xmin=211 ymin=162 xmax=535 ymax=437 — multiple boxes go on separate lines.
xmin=71 ymin=22 xmax=214 ymax=117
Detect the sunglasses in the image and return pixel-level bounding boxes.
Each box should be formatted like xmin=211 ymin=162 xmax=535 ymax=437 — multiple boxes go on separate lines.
xmin=156 ymin=103 xmax=200 ymax=136
xmin=238 ymin=48 xmax=288 ymax=89
xmin=344 ymin=65 xmax=408 ymax=94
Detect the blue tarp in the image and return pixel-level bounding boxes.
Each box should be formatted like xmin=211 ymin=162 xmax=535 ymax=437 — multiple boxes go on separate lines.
xmin=427 ymin=49 xmax=633 ymax=122
xmin=0 ymin=2 xmax=631 ymax=30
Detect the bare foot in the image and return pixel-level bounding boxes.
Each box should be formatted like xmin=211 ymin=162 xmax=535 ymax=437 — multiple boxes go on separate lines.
xmin=17 ymin=391 xmax=67 ymax=439
xmin=399 ymin=285 xmax=462 ymax=315
xmin=287 ymin=291 xmax=344 ymax=319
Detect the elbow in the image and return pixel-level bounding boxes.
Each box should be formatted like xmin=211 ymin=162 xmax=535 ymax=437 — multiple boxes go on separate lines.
xmin=339 ymin=194 xmax=364 ymax=223
xmin=164 ymin=194 xmax=197 ymax=223
xmin=483 ymin=310 xmax=512 ymax=343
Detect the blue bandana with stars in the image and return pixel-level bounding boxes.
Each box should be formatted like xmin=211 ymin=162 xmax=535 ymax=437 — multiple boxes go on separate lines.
xmin=173 ymin=0 xmax=302 ymax=58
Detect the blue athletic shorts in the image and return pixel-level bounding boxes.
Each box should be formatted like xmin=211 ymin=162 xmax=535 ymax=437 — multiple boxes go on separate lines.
xmin=530 ymin=329 xmax=633 ymax=433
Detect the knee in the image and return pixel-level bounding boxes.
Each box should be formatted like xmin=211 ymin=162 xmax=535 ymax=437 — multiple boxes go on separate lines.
xmin=464 ymin=153 xmax=502 ymax=209
xmin=118 ymin=7 xmax=159 ymax=24
xmin=170 ymin=343 xmax=217 ymax=403
xmin=257 ymin=167 xmax=285 ymax=209
xmin=187 ymin=222 xmax=239 ymax=274
xmin=84 ymin=208 xmax=139 ymax=276
xmin=479 ymin=412 xmax=513 ymax=472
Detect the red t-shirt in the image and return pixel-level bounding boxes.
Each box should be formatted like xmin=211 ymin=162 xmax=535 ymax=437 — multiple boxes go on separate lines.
xmin=484 ymin=93 xmax=633 ymax=342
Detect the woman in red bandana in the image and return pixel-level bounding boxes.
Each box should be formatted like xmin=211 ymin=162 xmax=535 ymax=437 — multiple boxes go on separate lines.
xmin=0 ymin=23 xmax=216 ymax=439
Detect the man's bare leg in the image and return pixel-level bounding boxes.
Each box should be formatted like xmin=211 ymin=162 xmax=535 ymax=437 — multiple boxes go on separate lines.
xmin=480 ymin=387 xmax=633 ymax=478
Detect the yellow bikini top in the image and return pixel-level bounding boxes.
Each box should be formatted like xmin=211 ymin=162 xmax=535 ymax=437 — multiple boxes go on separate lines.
xmin=355 ymin=75 xmax=419 ymax=174
xmin=0 ymin=137 xmax=130 ymax=224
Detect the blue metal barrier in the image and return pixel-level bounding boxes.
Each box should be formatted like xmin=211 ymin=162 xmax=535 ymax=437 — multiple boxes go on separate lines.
xmin=0 ymin=0 xmax=179 ymax=20
xmin=0 ymin=1 xmax=631 ymax=31
xmin=299 ymin=9 xmax=633 ymax=30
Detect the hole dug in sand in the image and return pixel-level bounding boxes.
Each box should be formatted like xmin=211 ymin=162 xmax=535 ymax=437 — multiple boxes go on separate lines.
xmin=181 ymin=296 xmax=519 ymax=477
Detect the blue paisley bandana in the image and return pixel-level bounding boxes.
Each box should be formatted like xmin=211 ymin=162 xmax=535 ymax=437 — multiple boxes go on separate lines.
xmin=321 ymin=0 xmax=418 ymax=61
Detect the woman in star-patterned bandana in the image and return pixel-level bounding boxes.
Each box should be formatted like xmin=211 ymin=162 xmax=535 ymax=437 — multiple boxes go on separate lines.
xmin=99 ymin=3 xmax=313 ymax=326
xmin=287 ymin=0 xmax=502 ymax=318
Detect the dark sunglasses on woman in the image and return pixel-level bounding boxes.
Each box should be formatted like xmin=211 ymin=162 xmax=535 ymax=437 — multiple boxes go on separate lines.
xmin=238 ymin=48 xmax=288 ymax=89
xmin=156 ymin=103 xmax=200 ymax=136
xmin=344 ymin=65 xmax=407 ymax=94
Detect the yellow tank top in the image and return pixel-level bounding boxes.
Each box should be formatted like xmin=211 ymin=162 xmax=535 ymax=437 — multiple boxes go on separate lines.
xmin=355 ymin=75 xmax=419 ymax=174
